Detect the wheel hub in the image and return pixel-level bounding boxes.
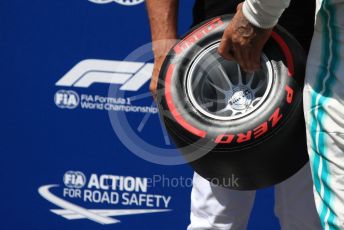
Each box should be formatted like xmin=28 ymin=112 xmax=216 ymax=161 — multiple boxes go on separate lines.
xmin=186 ymin=42 xmax=273 ymax=121
xmin=228 ymin=86 xmax=253 ymax=111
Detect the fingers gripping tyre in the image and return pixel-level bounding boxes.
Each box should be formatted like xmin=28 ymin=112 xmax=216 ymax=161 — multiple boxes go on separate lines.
xmin=157 ymin=15 xmax=308 ymax=190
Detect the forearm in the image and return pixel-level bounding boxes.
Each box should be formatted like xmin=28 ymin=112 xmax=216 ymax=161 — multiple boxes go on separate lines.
xmin=146 ymin=0 xmax=179 ymax=57
xmin=145 ymin=0 xmax=179 ymax=97
xmin=242 ymin=0 xmax=291 ymax=29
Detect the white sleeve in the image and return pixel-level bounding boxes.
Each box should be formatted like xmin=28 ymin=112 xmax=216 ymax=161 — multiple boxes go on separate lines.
xmin=242 ymin=0 xmax=291 ymax=29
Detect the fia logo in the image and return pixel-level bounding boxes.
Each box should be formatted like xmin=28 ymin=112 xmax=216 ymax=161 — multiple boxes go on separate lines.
xmin=63 ymin=171 xmax=86 ymax=189
xmin=88 ymin=0 xmax=145 ymax=6
xmin=54 ymin=90 xmax=80 ymax=109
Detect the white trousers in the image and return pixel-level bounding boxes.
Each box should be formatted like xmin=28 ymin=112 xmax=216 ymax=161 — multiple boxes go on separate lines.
xmin=188 ymin=164 xmax=321 ymax=230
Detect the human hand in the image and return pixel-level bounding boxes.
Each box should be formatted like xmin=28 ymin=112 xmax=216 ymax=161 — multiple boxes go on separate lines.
xmin=218 ymin=3 xmax=272 ymax=72
xmin=150 ymin=40 xmax=176 ymax=100
xmin=150 ymin=56 xmax=165 ymax=100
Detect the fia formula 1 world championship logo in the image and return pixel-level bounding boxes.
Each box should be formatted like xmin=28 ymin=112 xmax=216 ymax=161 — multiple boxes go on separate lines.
xmin=39 ymin=171 xmax=171 ymax=225
xmin=54 ymin=59 xmax=156 ymax=113
xmin=88 ymin=0 xmax=145 ymax=6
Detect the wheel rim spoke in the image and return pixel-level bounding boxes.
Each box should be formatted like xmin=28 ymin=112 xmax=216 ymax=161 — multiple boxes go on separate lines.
xmin=217 ymin=64 xmax=233 ymax=91
xmin=237 ymin=64 xmax=243 ymax=85
xmin=206 ymin=78 xmax=227 ymax=94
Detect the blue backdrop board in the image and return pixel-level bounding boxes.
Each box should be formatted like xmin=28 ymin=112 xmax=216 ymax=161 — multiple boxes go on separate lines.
xmin=1 ymin=0 xmax=279 ymax=229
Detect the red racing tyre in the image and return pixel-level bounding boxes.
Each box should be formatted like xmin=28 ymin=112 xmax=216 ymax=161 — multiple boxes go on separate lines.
xmin=157 ymin=15 xmax=308 ymax=190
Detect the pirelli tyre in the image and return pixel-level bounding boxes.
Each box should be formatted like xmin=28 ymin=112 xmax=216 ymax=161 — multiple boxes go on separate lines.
xmin=157 ymin=15 xmax=308 ymax=190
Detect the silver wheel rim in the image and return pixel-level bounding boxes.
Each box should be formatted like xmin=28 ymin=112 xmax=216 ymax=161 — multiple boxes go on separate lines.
xmin=186 ymin=42 xmax=273 ymax=121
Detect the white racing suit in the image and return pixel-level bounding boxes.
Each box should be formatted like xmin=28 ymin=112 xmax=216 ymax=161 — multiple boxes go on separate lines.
xmin=187 ymin=164 xmax=321 ymax=229
xmin=303 ymin=0 xmax=344 ymax=229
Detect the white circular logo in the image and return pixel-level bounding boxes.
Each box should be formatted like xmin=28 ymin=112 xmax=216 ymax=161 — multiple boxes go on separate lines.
xmin=63 ymin=171 xmax=86 ymax=188
xmin=54 ymin=90 xmax=80 ymax=109
xmin=88 ymin=0 xmax=145 ymax=6
xmin=228 ymin=86 xmax=253 ymax=111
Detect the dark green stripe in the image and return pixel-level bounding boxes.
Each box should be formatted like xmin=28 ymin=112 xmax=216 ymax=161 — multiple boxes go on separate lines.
xmin=309 ymin=0 xmax=329 ymax=227
xmin=311 ymin=0 xmax=339 ymax=228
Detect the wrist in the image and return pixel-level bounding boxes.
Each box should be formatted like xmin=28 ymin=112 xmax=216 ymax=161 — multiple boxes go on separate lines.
xmin=152 ymin=39 xmax=177 ymax=59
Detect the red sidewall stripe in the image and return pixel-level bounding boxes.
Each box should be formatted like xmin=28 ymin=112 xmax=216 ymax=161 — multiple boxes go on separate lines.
xmin=164 ymin=64 xmax=207 ymax=138
xmin=271 ymin=31 xmax=295 ymax=76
